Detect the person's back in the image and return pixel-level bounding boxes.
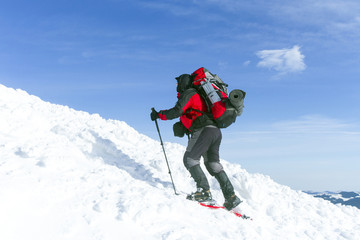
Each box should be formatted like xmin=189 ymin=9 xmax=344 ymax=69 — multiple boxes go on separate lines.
xmin=157 ymin=75 xmax=214 ymax=131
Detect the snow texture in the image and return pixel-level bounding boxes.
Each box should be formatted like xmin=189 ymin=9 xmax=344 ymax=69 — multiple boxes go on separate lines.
xmin=1 ymin=84 xmax=360 ymax=240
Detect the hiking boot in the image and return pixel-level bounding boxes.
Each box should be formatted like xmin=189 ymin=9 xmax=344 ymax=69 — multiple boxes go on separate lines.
xmin=186 ymin=188 xmax=212 ymax=202
xmin=224 ymin=194 xmax=242 ymax=210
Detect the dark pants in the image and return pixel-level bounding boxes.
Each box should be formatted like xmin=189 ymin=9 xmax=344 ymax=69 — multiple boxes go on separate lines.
xmin=183 ymin=126 xmax=235 ymax=198
xmin=183 ymin=126 xmax=224 ymax=175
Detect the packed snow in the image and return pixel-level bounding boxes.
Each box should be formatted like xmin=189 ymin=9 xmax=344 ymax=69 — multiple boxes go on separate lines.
xmin=1 ymin=83 xmax=359 ymax=240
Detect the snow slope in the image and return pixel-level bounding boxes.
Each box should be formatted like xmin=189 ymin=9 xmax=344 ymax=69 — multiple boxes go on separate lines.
xmin=1 ymin=83 xmax=359 ymax=240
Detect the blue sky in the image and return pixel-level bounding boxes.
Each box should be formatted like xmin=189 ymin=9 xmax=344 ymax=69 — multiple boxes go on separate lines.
xmin=1 ymin=0 xmax=360 ymax=191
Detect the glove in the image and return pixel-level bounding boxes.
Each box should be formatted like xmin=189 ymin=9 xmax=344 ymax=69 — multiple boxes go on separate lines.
xmin=150 ymin=108 xmax=159 ymax=121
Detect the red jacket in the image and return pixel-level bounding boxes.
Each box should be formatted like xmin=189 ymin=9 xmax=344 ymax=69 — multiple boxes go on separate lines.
xmin=158 ymin=88 xmax=213 ymax=130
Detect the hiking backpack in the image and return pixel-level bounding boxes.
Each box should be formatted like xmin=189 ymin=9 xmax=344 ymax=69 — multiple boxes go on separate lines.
xmin=191 ymin=67 xmax=246 ymax=128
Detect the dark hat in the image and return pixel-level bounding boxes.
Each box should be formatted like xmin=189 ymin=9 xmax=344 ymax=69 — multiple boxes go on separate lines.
xmin=176 ymin=74 xmax=192 ymax=93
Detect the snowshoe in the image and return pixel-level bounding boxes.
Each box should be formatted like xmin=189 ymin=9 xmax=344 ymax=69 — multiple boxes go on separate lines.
xmin=186 ymin=188 xmax=212 ymax=202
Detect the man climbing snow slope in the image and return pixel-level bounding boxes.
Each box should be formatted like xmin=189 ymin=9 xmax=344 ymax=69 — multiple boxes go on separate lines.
xmin=151 ymin=73 xmax=242 ymax=210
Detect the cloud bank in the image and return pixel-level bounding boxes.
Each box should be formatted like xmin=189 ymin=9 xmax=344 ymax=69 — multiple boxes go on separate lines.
xmin=256 ymin=45 xmax=306 ymax=76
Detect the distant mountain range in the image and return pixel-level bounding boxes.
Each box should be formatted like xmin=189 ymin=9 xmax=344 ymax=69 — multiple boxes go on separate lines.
xmin=305 ymin=191 xmax=360 ymax=209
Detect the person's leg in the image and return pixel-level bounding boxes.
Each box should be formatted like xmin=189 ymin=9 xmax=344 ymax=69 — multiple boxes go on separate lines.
xmin=202 ymin=128 xmax=235 ymax=199
xmin=203 ymin=127 xmax=223 ymax=176
xmin=183 ymin=128 xmax=210 ymax=191
xmin=202 ymin=128 xmax=242 ymax=209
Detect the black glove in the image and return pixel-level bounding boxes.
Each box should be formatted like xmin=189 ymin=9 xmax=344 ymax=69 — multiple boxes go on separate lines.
xmin=150 ymin=108 xmax=159 ymax=121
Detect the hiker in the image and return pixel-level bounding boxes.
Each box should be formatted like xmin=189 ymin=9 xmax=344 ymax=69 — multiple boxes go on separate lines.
xmin=150 ymin=73 xmax=242 ymax=210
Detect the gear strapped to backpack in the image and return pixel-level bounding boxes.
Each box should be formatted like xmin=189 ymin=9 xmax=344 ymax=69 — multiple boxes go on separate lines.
xmin=190 ymin=67 xmax=246 ymax=128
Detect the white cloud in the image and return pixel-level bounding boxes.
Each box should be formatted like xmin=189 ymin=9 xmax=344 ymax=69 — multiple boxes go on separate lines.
xmin=256 ymin=45 xmax=306 ymax=76
xmin=243 ymin=60 xmax=251 ymax=66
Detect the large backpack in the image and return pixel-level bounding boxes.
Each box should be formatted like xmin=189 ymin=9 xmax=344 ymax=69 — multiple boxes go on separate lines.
xmin=191 ymin=67 xmax=246 ymax=128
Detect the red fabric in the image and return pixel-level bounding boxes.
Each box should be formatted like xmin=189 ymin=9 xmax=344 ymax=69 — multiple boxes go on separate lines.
xmin=212 ymin=91 xmax=228 ymax=120
xmin=212 ymin=102 xmax=226 ymax=120
xmin=158 ymin=112 xmax=167 ymax=120
xmin=191 ymin=67 xmax=206 ymax=86
xmin=180 ymin=93 xmax=207 ymax=130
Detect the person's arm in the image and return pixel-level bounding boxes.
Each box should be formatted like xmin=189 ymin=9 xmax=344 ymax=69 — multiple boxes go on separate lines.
xmin=158 ymin=89 xmax=195 ymax=120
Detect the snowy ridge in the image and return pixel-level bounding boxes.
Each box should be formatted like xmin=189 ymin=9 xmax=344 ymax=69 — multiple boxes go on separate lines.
xmin=306 ymin=191 xmax=360 ymax=209
xmin=1 ymin=84 xmax=359 ymax=240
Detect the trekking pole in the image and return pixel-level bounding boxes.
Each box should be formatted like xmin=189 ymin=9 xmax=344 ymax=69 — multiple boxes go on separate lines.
xmin=152 ymin=108 xmax=178 ymax=195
